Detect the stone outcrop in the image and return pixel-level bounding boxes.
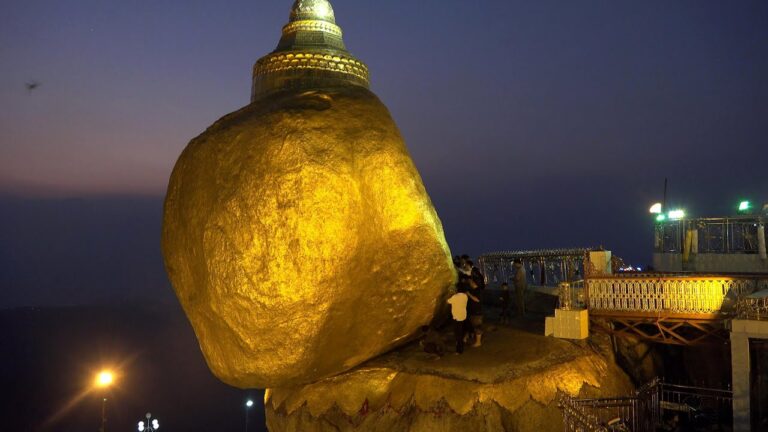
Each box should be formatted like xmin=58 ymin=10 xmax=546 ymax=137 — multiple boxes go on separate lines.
xmin=265 ymin=326 xmax=634 ymax=431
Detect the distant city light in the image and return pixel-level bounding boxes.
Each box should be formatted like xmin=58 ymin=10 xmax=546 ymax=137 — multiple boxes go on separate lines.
xmin=649 ymin=203 xmax=662 ymax=214
xmin=656 ymin=214 xmax=667 ymax=222
xmin=618 ymin=265 xmax=643 ymax=272
xmin=739 ymin=201 xmax=751 ymax=212
xmin=139 ymin=413 xmax=159 ymax=431
xmin=246 ymin=399 xmax=254 ymax=407
xmin=668 ymin=210 xmax=685 ymax=220
xmin=95 ymin=370 xmax=114 ymax=388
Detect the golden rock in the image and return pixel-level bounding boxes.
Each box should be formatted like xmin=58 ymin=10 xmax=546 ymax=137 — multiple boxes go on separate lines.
xmin=162 ymin=0 xmax=455 ymax=389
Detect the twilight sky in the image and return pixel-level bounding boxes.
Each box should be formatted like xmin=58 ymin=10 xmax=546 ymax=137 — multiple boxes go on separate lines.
xmin=1 ymin=0 xmax=767 ymax=306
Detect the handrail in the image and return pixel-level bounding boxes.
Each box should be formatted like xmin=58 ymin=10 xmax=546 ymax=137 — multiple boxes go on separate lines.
xmin=588 ymin=272 xmax=768 ymax=280
xmin=585 ymin=275 xmax=767 ymax=317
xmin=558 ymin=378 xmax=732 ymax=432
xmin=736 ymin=293 xmax=768 ymax=321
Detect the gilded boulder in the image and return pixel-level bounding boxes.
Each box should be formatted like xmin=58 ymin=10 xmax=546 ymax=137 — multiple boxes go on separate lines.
xmin=162 ymin=86 xmax=455 ymax=388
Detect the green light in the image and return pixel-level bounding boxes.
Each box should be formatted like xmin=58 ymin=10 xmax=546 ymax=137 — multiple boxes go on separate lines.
xmin=739 ymin=201 xmax=751 ymax=212
xmin=656 ymin=214 xmax=667 ymax=222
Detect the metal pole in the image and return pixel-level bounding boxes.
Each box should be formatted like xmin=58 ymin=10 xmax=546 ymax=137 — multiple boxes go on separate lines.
xmin=245 ymin=404 xmax=249 ymax=432
xmin=100 ymin=397 xmax=107 ymax=432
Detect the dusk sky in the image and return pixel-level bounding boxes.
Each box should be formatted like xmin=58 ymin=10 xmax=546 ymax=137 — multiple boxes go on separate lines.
xmin=2 ymin=0 xmax=767 ymax=306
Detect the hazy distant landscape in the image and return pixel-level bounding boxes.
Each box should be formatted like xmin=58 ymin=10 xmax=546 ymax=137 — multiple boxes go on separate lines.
xmin=0 ymin=196 xmax=265 ymax=430
xmin=0 ymin=304 xmax=266 ymax=431
xmin=0 ymin=196 xmax=173 ymax=308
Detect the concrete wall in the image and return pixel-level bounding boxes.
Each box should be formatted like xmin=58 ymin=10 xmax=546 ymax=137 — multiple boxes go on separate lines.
xmin=654 ymin=253 xmax=768 ymax=273
xmin=730 ymin=319 xmax=768 ymax=432
xmin=653 ymin=253 xmax=682 ymax=272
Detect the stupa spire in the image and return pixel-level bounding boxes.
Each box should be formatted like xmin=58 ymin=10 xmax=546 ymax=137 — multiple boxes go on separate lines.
xmin=251 ymin=0 xmax=369 ymax=101
xmin=289 ymin=0 xmax=336 ymax=24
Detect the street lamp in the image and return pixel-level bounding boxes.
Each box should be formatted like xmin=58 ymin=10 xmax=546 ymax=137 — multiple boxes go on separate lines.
xmin=95 ymin=371 xmax=114 ymax=388
xmin=245 ymin=399 xmax=254 ymax=432
xmin=138 ymin=412 xmax=160 ymax=431
xmin=94 ymin=370 xmax=115 ymax=432
xmin=738 ymin=200 xmax=752 ymax=213
xmin=668 ymin=209 xmax=686 ymax=220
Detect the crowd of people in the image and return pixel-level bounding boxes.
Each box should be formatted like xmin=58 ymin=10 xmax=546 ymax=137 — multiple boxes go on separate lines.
xmin=419 ymin=255 xmax=530 ymax=357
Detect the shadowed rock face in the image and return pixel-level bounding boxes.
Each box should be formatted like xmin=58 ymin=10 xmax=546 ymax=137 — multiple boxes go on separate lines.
xmin=264 ymin=326 xmax=634 ymax=431
xmin=162 ymin=86 xmax=455 ymax=388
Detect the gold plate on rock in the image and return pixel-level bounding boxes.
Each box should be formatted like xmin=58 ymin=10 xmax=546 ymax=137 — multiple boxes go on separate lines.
xmin=162 ymin=85 xmax=455 ymax=388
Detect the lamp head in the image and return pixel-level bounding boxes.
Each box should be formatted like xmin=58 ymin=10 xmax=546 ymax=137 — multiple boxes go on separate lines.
xmin=668 ymin=209 xmax=685 ymax=220
xmin=95 ymin=370 xmax=114 ymax=388
xmin=738 ymin=201 xmax=751 ymax=213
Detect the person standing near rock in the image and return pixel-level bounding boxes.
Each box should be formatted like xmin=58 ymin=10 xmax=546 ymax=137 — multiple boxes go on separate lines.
xmin=447 ymin=283 xmax=470 ymax=354
xmin=513 ymin=259 xmax=527 ymax=318
xmin=467 ymin=277 xmax=484 ymax=347
xmin=469 ymin=260 xmax=486 ymax=290
xmin=498 ymin=282 xmax=511 ymax=324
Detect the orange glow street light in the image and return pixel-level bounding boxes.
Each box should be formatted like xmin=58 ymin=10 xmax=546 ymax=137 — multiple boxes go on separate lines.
xmin=95 ymin=371 xmax=114 ymax=388
xmin=94 ymin=370 xmax=115 ymax=432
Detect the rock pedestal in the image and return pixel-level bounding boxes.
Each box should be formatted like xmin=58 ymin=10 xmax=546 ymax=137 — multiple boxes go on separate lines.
xmin=265 ymin=326 xmax=634 ymax=431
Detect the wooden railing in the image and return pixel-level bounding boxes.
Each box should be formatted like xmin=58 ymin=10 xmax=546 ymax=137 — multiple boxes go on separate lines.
xmin=584 ymin=274 xmax=768 ymax=318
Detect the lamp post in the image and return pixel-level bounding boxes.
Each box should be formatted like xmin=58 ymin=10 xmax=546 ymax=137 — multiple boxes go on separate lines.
xmin=94 ymin=370 xmax=114 ymax=432
xmin=137 ymin=412 xmax=160 ymax=431
xmin=245 ymin=399 xmax=254 ymax=432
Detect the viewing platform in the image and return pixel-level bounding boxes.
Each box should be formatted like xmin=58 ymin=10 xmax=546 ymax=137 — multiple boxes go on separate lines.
xmin=479 ymin=247 xmax=768 ymax=345
xmin=578 ymin=272 xmax=768 ymax=346
xmin=653 ymin=214 xmax=767 ymax=273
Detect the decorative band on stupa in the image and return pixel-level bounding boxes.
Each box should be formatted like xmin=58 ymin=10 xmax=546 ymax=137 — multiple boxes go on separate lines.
xmin=251 ymin=0 xmax=370 ymax=101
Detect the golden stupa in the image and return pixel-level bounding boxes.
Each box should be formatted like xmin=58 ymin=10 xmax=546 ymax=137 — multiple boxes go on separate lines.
xmin=162 ymin=0 xmax=455 ymax=389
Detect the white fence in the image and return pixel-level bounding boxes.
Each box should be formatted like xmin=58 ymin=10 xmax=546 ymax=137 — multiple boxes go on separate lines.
xmin=586 ymin=275 xmax=768 ymax=316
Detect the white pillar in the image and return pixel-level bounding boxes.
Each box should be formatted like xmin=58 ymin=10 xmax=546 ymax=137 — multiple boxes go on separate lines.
xmin=731 ymin=319 xmax=768 ymax=431
xmin=759 ymin=224 xmax=766 ymax=260
xmin=730 ymin=331 xmax=751 ymax=432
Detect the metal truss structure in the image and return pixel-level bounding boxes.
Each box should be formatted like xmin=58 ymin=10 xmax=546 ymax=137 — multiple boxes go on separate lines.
xmin=590 ymin=316 xmax=729 ymax=346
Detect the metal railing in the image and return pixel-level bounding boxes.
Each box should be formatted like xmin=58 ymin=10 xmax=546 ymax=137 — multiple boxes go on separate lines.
xmin=560 ymin=396 xmax=641 ymax=431
xmin=585 ymin=274 xmax=768 ymax=317
xmin=736 ymin=292 xmax=768 ymax=321
xmin=655 ymin=216 xmax=766 ymax=255
xmin=657 ymin=382 xmax=733 ymax=424
xmin=559 ymin=378 xmax=732 ymax=432
xmin=478 ymin=248 xmax=595 ymax=288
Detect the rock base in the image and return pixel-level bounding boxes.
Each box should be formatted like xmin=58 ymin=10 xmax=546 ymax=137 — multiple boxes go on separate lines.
xmin=265 ymin=324 xmax=633 ymax=431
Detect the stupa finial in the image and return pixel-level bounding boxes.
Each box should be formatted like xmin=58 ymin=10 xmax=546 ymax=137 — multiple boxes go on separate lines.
xmin=289 ymin=0 xmax=336 ymax=24
xmin=251 ymin=0 xmax=369 ymax=101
